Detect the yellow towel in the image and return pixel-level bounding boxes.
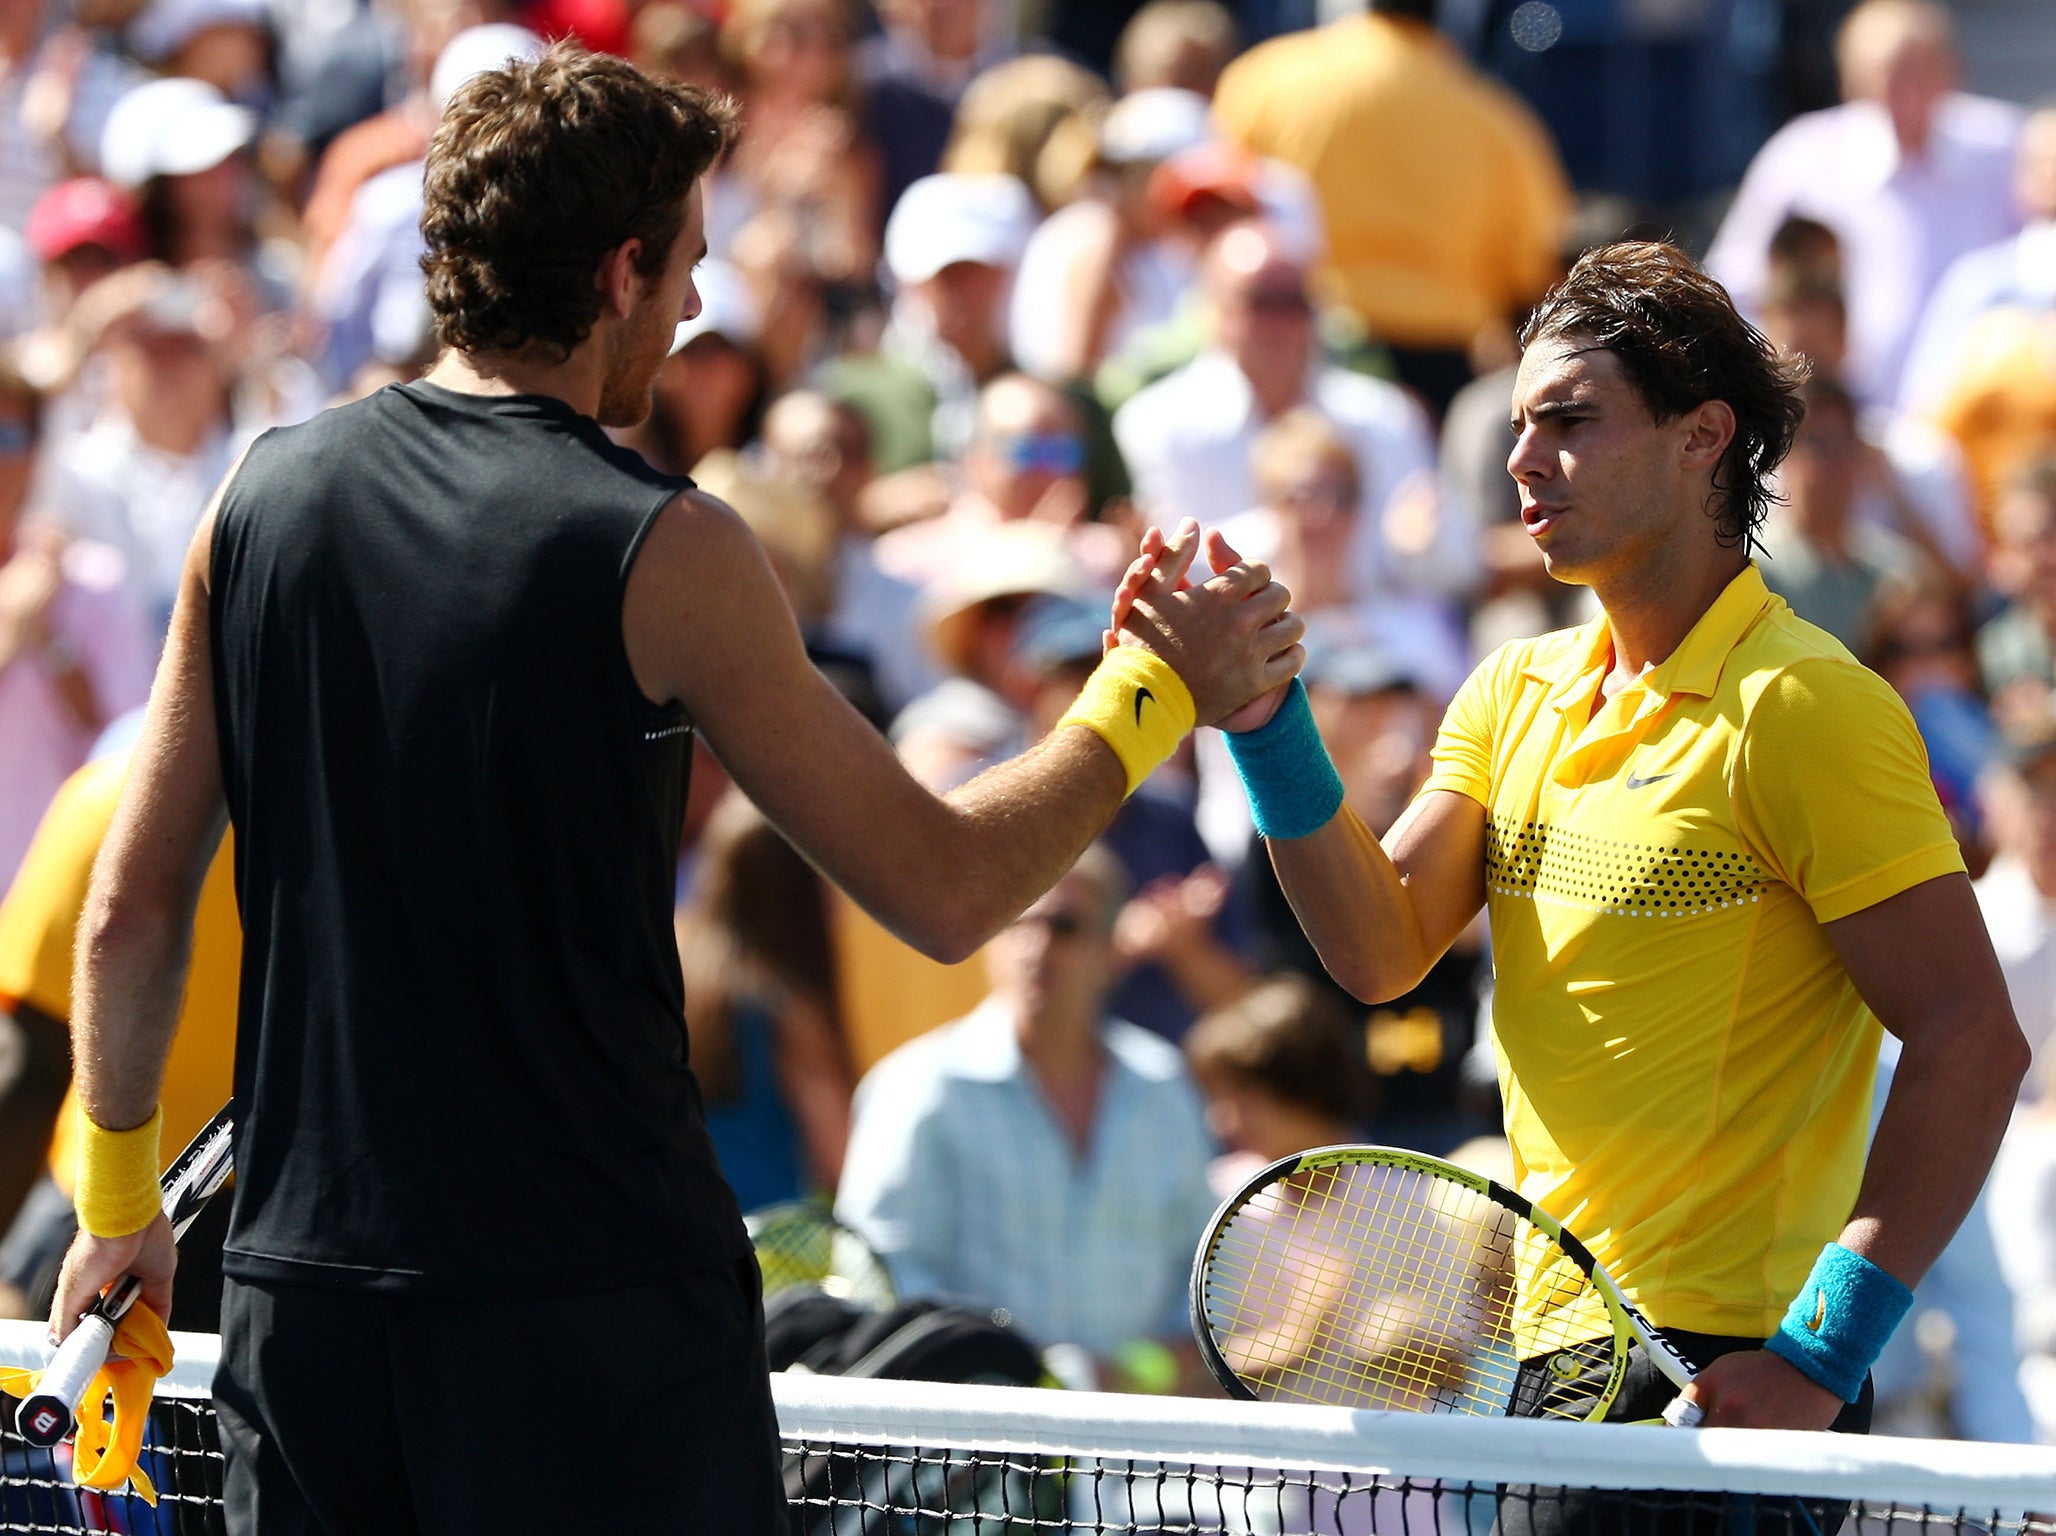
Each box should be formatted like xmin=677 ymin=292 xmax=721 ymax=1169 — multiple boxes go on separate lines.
xmin=0 ymin=1302 xmax=173 ymax=1504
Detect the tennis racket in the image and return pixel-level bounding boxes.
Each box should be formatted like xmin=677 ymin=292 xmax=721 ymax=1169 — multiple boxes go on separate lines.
xmin=746 ymin=1199 xmax=896 ymax=1309
xmin=1190 ymin=1144 xmax=1702 ymax=1426
xmin=15 ymin=1101 xmax=236 ymax=1448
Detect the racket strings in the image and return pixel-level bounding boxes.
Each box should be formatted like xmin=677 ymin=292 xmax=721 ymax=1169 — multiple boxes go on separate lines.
xmin=1201 ymin=1163 xmax=1601 ymax=1418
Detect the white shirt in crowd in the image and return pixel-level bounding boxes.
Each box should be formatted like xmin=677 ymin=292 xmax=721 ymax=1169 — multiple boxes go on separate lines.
xmin=1706 ymin=94 xmax=2022 ymax=407
xmin=41 ymin=417 xmax=237 ymax=638
xmin=0 ymin=538 xmax=153 ymax=885
xmin=1112 ymin=350 xmax=1474 ymax=603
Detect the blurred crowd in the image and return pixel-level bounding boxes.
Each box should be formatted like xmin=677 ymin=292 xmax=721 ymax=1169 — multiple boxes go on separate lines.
xmin=3 ymin=0 xmax=2056 ymax=1445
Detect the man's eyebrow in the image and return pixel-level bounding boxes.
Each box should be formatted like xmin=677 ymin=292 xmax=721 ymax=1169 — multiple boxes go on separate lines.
xmin=1510 ymin=395 xmax=1596 ymax=430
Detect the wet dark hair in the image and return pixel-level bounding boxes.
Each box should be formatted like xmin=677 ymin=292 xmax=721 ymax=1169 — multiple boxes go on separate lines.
xmin=421 ymin=42 xmax=737 ymax=361
xmin=1520 ymin=240 xmax=1807 ymax=554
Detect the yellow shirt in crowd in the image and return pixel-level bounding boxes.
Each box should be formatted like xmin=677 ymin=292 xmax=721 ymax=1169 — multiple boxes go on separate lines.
xmin=1931 ymin=307 xmax=2056 ymax=538
xmin=0 ymin=753 xmax=240 ymax=1195
xmin=1213 ymin=13 xmax=1571 ymax=352
xmin=1423 ymin=565 xmax=1963 ymax=1345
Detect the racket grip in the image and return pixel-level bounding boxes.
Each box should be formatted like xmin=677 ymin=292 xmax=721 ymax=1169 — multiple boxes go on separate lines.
xmin=1662 ymin=1395 xmax=1704 ymax=1429
xmin=16 ymin=1313 xmax=116 ymax=1448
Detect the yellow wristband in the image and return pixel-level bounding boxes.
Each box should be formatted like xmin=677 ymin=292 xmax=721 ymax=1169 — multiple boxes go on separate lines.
xmin=1055 ymin=646 xmax=1196 ymax=796
xmin=74 ymin=1104 xmax=164 ymax=1239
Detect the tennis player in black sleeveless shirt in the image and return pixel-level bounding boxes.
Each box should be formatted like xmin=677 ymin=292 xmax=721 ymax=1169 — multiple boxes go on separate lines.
xmin=45 ymin=43 xmax=1306 ymax=1536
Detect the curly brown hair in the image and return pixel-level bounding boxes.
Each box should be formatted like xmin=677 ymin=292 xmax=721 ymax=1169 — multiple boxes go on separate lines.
xmin=421 ymin=43 xmax=737 ymax=362
xmin=1520 ymin=240 xmax=1807 ymax=553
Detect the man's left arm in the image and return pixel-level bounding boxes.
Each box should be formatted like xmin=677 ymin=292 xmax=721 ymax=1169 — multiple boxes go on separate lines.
xmin=1683 ymin=872 xmax=2030 ymax=1428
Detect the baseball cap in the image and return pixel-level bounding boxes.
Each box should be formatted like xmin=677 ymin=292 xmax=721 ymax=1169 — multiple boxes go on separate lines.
xmin=1098 ymin=87 xmax=1212 ymax=166
xmin=430 ymin=23 xmax=547 ymax=113
xmin=919 ymin=525 xmax=1084 ymax=676
xmin=26 ymin=178 xmax=143 ymax=262
xmin=99 ymin=78 xmax=255 ymax=189
xmin=670 ymin=259 xmax=760 ymax=354
xmin=883 ymin=173 xmax=1037 ymax=288
xmin=1011 ymin=595 xmax=1106 ymax=674
xmin=127 ymin=0 xmax=268 ymax=62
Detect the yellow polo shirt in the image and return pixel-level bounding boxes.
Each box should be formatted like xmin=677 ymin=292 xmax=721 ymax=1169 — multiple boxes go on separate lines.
xmin=1423 ymin=565 xmax=1962 ymax=1345
xmin=0 ymin=753 xmax=239 ymax=1194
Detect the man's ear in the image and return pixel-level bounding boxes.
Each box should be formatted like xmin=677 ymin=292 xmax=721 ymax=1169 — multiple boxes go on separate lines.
xmin=595 ymin=238 xmax=646 ymax=320
xmin=1679 ymin=398 xmax=1738 ymax=474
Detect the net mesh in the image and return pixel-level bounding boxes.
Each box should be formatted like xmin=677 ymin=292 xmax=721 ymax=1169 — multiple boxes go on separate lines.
xmin=4 ymin=1323 xmax=2055 ymax=1535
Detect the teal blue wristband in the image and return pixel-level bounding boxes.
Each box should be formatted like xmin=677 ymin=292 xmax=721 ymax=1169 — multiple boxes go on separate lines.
xmin=1763 ymin=1243 xmax=1913 ymax=1403
xmin=1221 ymin=679 xmax=1345 ymax=841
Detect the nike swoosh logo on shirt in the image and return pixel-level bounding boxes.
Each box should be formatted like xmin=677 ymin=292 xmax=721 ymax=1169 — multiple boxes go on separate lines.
xmin=1624 ymin=771 xmax=1675 ymax=790
xmin=1135 ymin=687 xmax=1155 ymax=727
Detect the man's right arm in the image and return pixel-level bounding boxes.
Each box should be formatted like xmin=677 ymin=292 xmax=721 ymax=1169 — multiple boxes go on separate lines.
xmin=1263 ymin=791 xmax=1488 ymax=1004
xmin=624 ymin=495 xmax=1301 ymax=962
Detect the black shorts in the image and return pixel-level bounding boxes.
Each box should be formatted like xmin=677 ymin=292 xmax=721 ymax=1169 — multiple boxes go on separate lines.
xmin=1495 ymin=1328 xmax=1874 ymax=1536
xmin=213 ymin=1254 xmax=785 ymax=1535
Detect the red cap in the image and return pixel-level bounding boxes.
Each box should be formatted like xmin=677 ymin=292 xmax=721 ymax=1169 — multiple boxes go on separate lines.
xmin=1148 ymin=143 xmax=1265 ymax=224
xmin=27 ymin=178 xmax=144 ymax=263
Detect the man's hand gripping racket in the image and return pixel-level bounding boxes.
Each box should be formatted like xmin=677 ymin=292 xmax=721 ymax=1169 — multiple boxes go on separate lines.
xmin=14 ymin=1102 xmax=235 ymax=1449
xmin=1190 ymin=1145 xmax=1705 ymax=1426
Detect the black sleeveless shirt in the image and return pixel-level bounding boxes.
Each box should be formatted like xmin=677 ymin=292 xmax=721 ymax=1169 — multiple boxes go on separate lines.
xmin=209 ymin=381 xmax=747 ymax=1295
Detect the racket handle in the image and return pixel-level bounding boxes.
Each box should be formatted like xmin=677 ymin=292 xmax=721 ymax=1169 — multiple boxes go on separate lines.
xmin=1662 ymin=1395 xmax=1704 ymax=1429
xmin=16 ymin=1313 xmax=116 ymax=1448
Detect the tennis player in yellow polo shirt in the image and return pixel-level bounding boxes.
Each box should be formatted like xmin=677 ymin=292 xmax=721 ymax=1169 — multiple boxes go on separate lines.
xmin=1117 ymin=243 xmax=2026 ymax=1478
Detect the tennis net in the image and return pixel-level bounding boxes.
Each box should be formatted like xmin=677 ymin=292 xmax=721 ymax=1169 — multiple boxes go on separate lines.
xmin=4 ymin=1320 xmax=2055 ymax=1534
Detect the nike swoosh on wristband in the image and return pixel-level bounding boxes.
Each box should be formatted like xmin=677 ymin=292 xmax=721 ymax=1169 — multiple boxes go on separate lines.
xmin=1134 ymin=687 xmax=1155 ymax=727
xmin=1624 ymin=771 xmax=1675 ymax=790
xmin=1808 ymin=1291 xmax=1826 ymax=1332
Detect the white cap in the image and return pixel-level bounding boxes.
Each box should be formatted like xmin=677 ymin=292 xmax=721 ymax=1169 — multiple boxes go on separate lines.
xmin=1099 ymin=87 xmax=1212 ymax=166
xmin=128 ymin=0 xmax=268 ymax=62
xmin=99 ymin=77 xmax=255 ymax=189
xmin=430 ymin=23 xmax=546 ymax=113
xmin=670 ymin=259 xmax=759 ymax=353
xmin=884 ymin=173 xmax=1037 ymax=288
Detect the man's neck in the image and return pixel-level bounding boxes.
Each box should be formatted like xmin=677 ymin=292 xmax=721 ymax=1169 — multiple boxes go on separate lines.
xmin=425 ymin=345 xmax=606 ymax=421
xmin=1596 ymin=547 xmax=1749 ymax=684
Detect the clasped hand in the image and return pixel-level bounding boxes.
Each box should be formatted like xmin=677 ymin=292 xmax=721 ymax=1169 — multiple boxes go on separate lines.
xmin=1104 ymin=517 xmax=1305 ymax=731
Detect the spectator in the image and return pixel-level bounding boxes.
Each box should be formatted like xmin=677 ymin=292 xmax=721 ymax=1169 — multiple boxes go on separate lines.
xmin=1759 ymin=374 xmax=1922 ymax=654
xmin=859 ymin=0 xmax=1013 ymax=214
xmin=1212 ymin=0 xmax=1571 ymax=414
xmin=0 ymin=368 xmax=151 ymax=887
xmin=98 ymin=75 xmax=294 ymax=313
xmin=720 ymin=0 xmax=880 ymax=294
xmin=1866 ymin=574 xmax=1998 ymax=856
xmin=836 ymin=846 xmax=1219 ymax=1387
xmin=676 ymin=791 xmax=853 ymax=1213
xmin=1990 ymin=1061 xmax=2056 ymax=1441
xmin=0 ymin=0 xmax=144 ymax=235
xmin=940 ymin=53 xmax=1106 ymax=213
xmin=1009 ymin=87 xmax=1212 ymax=384
xmin=1113 ymin=222 xmax=1466 ymax=638
xmin=626 ymin=259 xmax=767 ymax=474
xmin=39 ymin=264 xmax=240 ymax=635
xmin=760 ymin=388 xmax=935 ymax=715
xmin=1980 ymin=456 xmax=2056 ymax=722
xmin=819 ymin=170 xmax=1035 ymax=472
xmin=1184 ymin=973 xmax=1373 ymax=1186
xmin=874 ymin=371 xmax=1114 ymax=587
xmin=1705 ymin=0 xmax=2022 ymax=406
xmin=890 ymin=522 xmax=1082 ymax=788
xmin=1112 ymin=1 xmax=1238 ymax=100
xmin=23 ymin=177 xmax=139 ymax=324
xmin=1901 ymin=100 xmax=2056 ymax=416
xmin=126 ymin=0 xmax=273 ymax=105
xmin=1754 ymin=264 xmax=1981 ymax=582
xmin=1222 ymin=406 xmax=1469 ymax=697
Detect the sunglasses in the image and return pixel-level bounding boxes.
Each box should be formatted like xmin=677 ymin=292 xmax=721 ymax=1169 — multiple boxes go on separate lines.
xmin=1242 ymin=287 xmax=1312 ymax=316
xmin=995 ymin=433 xmax=1084 ymax=475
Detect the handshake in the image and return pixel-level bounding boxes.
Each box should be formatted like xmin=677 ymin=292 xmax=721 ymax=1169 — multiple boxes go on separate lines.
xmin=1100 ymin=516 xmax=1307 ymax=735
